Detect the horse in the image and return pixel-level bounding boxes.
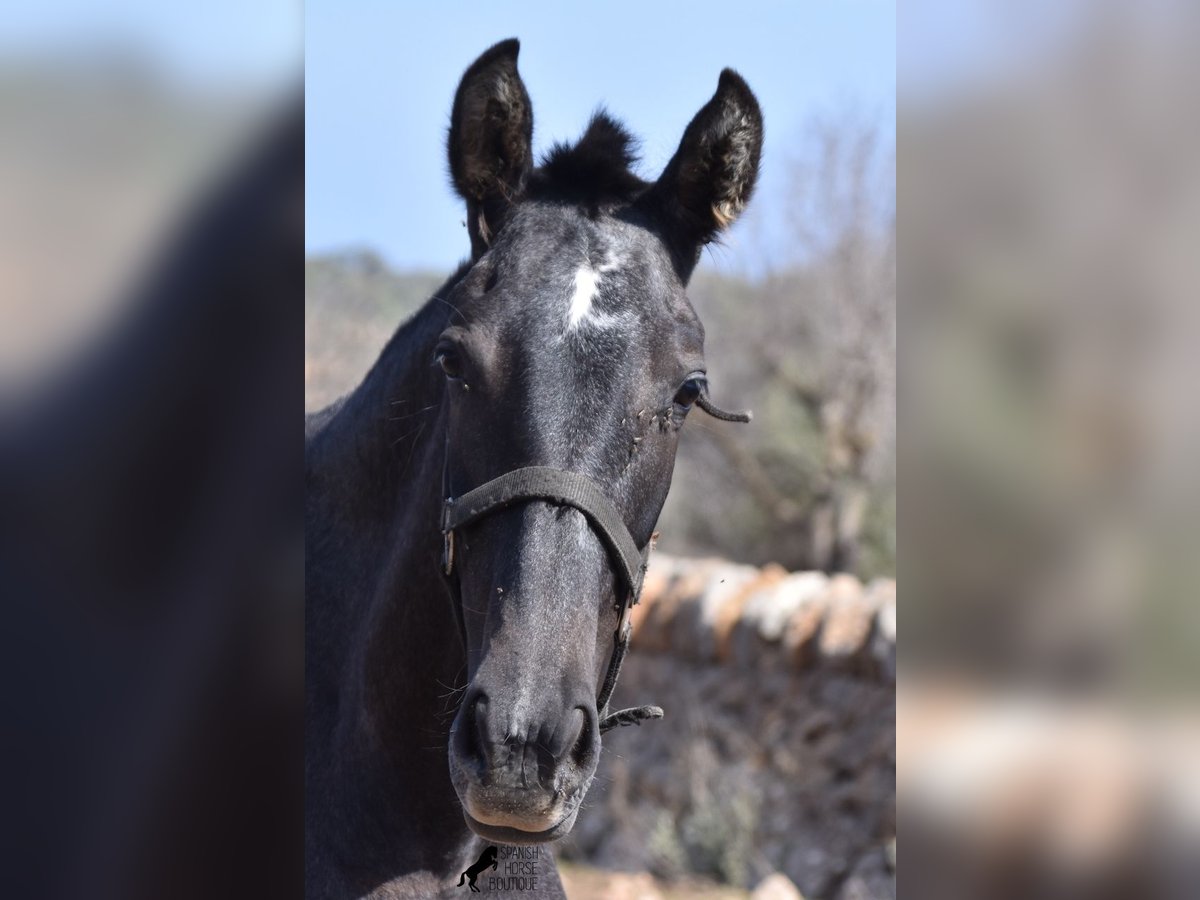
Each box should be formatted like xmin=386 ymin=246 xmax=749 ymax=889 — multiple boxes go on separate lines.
xmin=305 ymin=39 xmax=762 ymax=898
xmin=457 ymin=846 xmax=498 ymax=892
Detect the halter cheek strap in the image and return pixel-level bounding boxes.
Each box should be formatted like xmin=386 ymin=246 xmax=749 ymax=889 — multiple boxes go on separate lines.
xmin=440 ymin=466 xmax=662 ymax=733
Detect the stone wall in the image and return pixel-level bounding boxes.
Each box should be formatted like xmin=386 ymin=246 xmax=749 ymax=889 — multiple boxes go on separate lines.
xmin=563 ymin=555 xmax=896 ymax=900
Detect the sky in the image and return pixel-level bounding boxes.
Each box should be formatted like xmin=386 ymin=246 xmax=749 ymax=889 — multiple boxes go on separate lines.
xmin=306 ymin=1 xmax=896 ymax=272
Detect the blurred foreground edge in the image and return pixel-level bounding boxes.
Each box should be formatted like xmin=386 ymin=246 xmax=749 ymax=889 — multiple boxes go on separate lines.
xmin=0 ymin=98 xmax=303 ymax=900
xmin=900 ymin=3 xmax=1200 ymax=898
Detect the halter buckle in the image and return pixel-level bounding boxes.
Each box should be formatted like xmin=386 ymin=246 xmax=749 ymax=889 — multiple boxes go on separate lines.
xmin=442 ymin=528 xmax=455 ymax=576
xmin=617 ymin=597 xmax=633 ymax=642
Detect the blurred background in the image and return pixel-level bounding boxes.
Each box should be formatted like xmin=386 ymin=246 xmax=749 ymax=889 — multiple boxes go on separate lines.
xmin=0 ymin=4 xmax=302 ymax=900
xmin=901 ymin=2 xmax=1200 ymax=898
xmin=305 ymin=4 xmax=896 ymax=899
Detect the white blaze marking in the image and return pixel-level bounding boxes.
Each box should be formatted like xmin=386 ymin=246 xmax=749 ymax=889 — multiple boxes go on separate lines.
xmin=565 ymin=254 xmax=624 ymax=332
xmin=567 ymin=265 xmax=601 ymax=329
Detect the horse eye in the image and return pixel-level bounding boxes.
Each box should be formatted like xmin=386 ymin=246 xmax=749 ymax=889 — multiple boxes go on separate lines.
xmin=434 ymin=344 xmax=464 ymax=380
xmin=673 ymin=377 xmax=704 ymax=410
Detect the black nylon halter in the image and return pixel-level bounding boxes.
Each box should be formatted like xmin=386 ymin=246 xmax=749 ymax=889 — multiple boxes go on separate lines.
xmin=438 ymin=395 xmax=750 ymax=734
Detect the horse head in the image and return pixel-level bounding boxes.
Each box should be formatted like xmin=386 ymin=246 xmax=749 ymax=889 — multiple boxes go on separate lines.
xmin=437 ymin=39 xmax=763 ymax=844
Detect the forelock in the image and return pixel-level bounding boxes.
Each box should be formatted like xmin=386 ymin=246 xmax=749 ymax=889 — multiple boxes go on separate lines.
xmin=527 ymin=111 xmax=648 ymax=210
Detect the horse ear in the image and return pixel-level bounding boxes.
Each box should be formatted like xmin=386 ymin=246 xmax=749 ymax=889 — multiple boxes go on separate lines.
xmin=644 ymin=69 xmax=763 ymax=279
xmin=448 ymin=38 xmax=534 ymax=259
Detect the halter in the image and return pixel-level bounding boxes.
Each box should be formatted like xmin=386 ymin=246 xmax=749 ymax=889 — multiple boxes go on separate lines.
xmin=438 ymin=394 xmax=750 ymax=734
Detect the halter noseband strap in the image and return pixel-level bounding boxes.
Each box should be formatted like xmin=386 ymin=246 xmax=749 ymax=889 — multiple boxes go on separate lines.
xmin=440 ymin=465 xmax=663 ymax=733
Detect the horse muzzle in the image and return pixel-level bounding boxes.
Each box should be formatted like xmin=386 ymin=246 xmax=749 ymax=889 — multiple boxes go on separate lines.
xmin=448 ymin=688 xmax=599 ymax=844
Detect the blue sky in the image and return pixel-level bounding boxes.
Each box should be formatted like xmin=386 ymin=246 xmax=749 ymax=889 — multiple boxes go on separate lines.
xmin=306 ymin=2 xmax=896 ymax=272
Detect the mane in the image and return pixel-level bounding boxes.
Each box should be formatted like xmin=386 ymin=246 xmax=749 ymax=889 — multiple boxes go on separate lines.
xmin=528 ymin=110 xmax=648 ymax=210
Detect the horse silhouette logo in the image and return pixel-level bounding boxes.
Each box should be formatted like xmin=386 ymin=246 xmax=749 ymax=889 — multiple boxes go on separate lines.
xmin=457 ymin=845 xmax=499 ymax=891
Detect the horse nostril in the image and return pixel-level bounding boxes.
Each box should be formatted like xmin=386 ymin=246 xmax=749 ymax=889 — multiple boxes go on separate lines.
xmin=535 ymin=707 xmax=592 ymax=786
xmin=454 ymin=689 xmax=489 ymax=772
xmin=569 ymin=706 xmax=598 ymax=768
